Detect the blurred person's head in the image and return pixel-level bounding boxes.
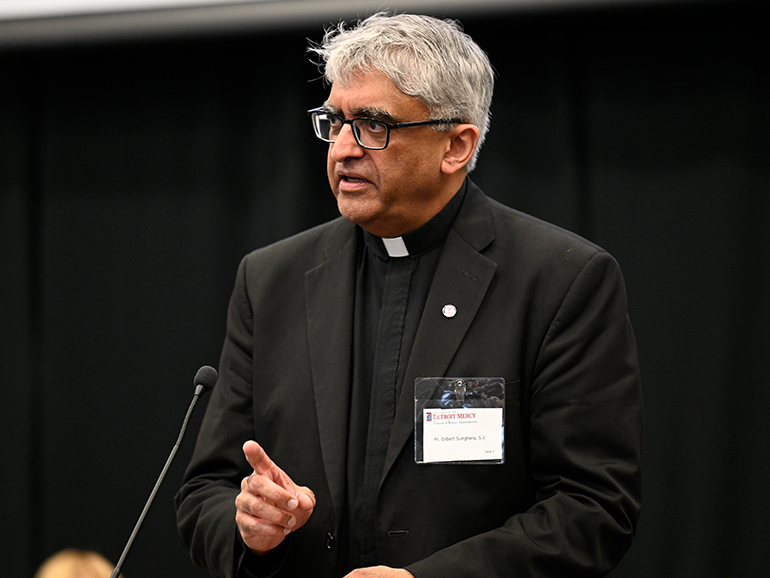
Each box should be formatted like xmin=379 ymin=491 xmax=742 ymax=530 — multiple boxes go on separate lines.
xmin=34 ymin=549 xmax=119 ymax=578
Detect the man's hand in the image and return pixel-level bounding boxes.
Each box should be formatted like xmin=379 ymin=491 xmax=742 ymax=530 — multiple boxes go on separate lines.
xmin=235 ymin=440 xmax=316 ymax=554
xmin=344 ymin=567 xmax=414 ymax=578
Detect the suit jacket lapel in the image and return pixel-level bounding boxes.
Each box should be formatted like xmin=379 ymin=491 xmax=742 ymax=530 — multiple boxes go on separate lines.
xmin=305 ymin=220 xmax=358 ymax=521
xmin=383 ymin=182 xmax=498 ymax=479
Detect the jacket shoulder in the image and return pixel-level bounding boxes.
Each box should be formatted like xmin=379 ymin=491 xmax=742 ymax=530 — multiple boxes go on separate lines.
xmin=486 ymin=196 xmax=605 ymax=260
xmin=242 ymin=217 xmax=355 ymax=272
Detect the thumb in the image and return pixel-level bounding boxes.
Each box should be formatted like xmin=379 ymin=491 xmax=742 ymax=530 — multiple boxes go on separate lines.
xmin=296 ymin=486 xmax=316 ymax=512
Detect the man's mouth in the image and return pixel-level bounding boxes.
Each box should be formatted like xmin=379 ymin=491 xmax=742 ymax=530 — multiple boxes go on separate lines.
xmin=341 ymin=175 xmax=370 ymax=184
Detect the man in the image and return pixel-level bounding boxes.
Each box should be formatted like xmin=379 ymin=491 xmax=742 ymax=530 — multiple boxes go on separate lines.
xmin=175 ymin=12 xmax=642 ymax=578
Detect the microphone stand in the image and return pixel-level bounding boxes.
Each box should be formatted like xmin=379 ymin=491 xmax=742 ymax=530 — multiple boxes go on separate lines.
xmin=110 ymin=375 xmax=213 ymax=578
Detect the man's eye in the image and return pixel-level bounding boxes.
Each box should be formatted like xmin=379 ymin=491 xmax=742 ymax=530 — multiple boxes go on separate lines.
xmin=364 ymin=120 xmax=386 ymax=133
xmin=327 ymin=115 xmax=343 ymax=127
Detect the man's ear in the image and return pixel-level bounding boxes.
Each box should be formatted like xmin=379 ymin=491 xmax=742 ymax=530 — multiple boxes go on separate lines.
xmin=441 ymin=124 xmax=480 ymax=175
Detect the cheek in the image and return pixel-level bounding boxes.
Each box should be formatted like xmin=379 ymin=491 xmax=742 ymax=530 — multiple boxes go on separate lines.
xmin=326 ymin=154 xmax=336 ymax=189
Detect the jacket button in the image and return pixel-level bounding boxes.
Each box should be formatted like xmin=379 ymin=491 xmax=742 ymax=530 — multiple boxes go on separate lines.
xmin=326 ymin=533 xmax=336 ymax=551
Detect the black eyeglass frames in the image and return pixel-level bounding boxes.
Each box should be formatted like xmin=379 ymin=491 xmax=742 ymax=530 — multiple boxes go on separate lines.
xmin=307 ymin=107 xmax=462 ymax=150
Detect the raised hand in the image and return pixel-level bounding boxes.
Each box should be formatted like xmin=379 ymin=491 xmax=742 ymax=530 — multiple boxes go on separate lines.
xmin=235 ymin=440 xmax=316 ymax=554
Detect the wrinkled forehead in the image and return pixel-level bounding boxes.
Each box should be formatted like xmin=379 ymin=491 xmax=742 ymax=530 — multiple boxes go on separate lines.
xmin=324 ymin=70 xmax=429 ymax=120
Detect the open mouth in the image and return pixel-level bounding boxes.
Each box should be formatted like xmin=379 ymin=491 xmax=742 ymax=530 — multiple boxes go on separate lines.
xmin=341 ymin=175 xmax=370 ymax=184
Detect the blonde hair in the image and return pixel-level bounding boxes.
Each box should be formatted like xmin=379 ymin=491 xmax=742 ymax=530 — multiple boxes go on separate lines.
xmin=34 ymin=549 xmax=119 ymax=578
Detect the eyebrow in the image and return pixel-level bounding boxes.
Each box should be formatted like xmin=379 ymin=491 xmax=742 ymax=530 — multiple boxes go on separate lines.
xmin=322 ymin=103 xmax=398 ymax=123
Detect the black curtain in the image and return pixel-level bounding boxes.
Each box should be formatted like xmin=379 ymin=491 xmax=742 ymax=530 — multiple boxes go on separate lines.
xmin=2 ymin=2 xmax=768 ymax=577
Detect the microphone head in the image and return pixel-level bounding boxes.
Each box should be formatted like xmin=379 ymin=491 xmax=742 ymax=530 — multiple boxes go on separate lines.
xmin=193 ymin=365 xmax=218 ymax=394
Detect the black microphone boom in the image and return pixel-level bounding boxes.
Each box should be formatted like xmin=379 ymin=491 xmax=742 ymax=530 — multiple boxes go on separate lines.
xmin=110 ymin=365 xmax=218 ymax=578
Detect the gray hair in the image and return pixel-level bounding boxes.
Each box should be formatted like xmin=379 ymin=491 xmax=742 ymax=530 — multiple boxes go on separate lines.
xmin=309 ymin=12 xmax=494 ymax=172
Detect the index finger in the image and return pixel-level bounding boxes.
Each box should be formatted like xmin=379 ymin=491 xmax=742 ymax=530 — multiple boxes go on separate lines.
xmin=242 ymin=441 xmax=299 ymax=509
xmin=242 ymin=440 xmax=277 ymax=476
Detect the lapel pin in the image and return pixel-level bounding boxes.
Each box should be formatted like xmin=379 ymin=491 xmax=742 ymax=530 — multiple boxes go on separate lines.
xmin=442 ymin=304 xmax=458 ymax=318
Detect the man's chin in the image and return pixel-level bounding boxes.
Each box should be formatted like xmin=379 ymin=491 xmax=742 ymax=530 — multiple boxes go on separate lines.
xmin=336 ymin=197 xmax=382 ymax=230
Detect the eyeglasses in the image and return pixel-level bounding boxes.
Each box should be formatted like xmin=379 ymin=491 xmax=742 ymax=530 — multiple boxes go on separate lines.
xmin=307 ymin=107 xmax=462 ymax=150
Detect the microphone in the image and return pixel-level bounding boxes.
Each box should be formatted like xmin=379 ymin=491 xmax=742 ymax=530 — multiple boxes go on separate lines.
xmin=110 ymin=365 xmax=218 ymax=578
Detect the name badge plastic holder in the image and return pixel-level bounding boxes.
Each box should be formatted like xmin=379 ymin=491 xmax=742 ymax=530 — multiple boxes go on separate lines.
xmin=414 ymin=377 xmax=505 ymax=465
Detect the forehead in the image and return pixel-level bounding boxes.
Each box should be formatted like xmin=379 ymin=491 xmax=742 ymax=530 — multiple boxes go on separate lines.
xmin=325 ymin=70 xmax=429 ymax=119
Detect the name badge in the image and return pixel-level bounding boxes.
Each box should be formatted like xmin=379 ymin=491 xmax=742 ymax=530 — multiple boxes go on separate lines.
xmin=422 ymin=407 xmax=503 ymax=463
xmin=415 ymin=377 xmax=505 ymax=465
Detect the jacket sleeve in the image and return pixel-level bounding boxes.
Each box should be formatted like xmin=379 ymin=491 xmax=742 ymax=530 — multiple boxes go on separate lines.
xmin=405 ymin=251 xmax=643 ymax=578
xmin=175 ymin=256 xmax=257 ymax=578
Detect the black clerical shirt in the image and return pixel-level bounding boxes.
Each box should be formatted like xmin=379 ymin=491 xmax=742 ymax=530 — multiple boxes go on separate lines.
xmin=342 ymin=183 xmax=467 ymax=572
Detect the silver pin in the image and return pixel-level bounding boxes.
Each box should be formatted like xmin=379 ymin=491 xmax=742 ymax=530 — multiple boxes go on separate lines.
xmin=442 ymin=304 xmax=457 ymax=318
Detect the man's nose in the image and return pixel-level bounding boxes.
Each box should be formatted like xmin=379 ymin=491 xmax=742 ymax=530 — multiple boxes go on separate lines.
xmin=330 ymin=123 xmax=365 ymax=161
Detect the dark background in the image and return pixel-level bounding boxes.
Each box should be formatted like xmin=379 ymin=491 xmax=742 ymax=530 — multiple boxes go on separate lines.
xmin=2 ymin=1 xmax=768 ymax=577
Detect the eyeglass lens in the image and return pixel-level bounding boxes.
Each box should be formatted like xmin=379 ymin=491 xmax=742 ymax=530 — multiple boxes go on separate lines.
xmin=314 ymin=113 xmax=388 ymax=149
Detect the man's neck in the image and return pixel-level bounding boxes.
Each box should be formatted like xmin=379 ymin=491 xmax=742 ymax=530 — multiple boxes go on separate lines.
xmin=362 ymin=173 xmax=467 ymax=238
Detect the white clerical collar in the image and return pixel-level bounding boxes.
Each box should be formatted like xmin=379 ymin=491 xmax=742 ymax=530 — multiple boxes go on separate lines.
xmin=382 ymin=236 xmax=409 ymax=258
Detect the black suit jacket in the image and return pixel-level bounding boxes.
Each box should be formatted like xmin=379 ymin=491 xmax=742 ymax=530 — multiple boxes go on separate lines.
xmin=175 ymin=180 xmax=642 ymax=578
